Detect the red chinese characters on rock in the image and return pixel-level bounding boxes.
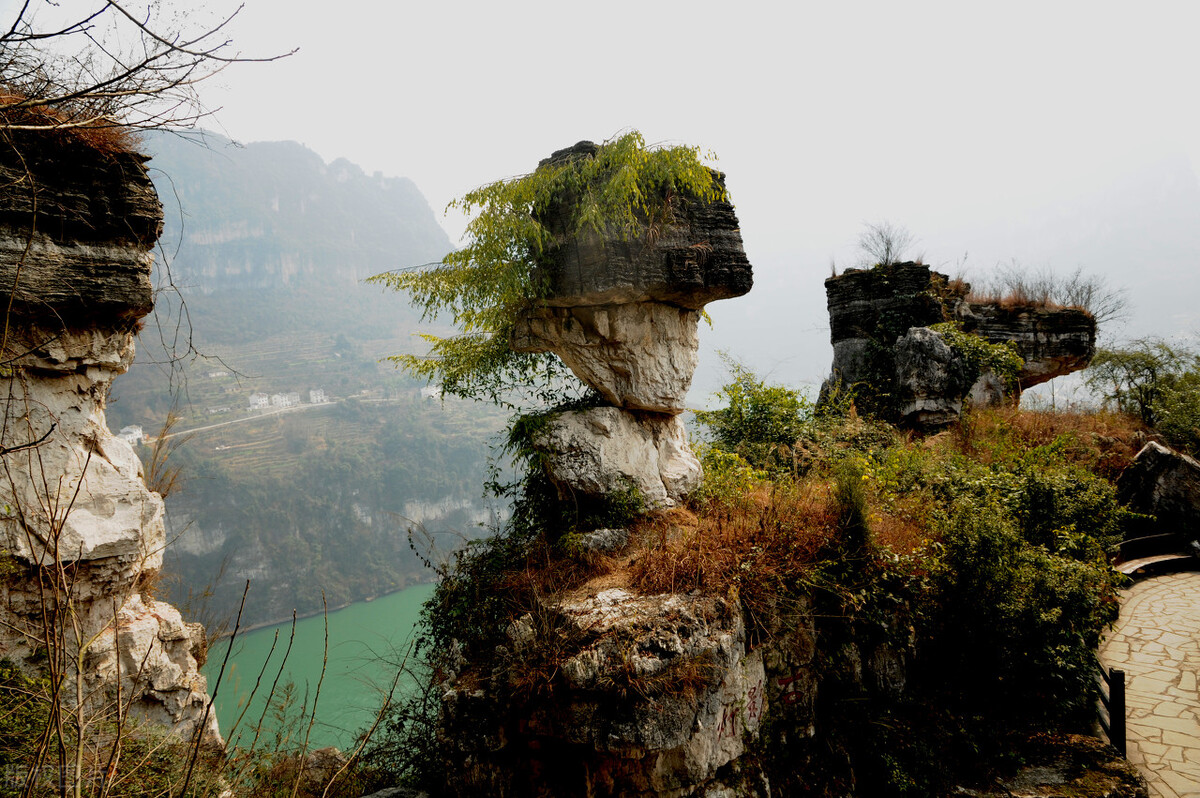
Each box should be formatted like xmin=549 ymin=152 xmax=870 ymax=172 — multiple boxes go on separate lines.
xmin=777 ymin=673 xmax=803 ymax=705
xmin=716 ymin=675 xmax=766 ymax=741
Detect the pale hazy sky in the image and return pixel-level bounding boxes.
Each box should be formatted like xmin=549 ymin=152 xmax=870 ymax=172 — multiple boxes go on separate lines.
xmin=15 ymin=0 xmax=1200 ymax=389
xmin=187 ymin=0 xmax=1200 ymax=389
xmin=201 ymin=0 xmax=1200 ymax=257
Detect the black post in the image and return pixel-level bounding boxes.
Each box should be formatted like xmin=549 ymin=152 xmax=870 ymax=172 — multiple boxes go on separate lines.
xmin=1111 ymin=668 xmax=1126 ymax=757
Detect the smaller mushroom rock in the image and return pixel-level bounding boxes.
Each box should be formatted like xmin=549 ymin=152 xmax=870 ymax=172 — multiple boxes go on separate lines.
xmin=820 ymin=262 xmax=1097 ymax=425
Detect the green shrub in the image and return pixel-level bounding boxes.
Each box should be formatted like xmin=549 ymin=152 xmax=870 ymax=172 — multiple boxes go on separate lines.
xmin=930 ymin=321 xmax=1024 ymax=393
xmin=922 ymin=496 xmax=1121 ymax=732
xmin=694 ymin=360 xmax=813 ymax=473
xmin=1086 ymin=338 xmax=1200 ymax=454
xmin=692 ymin=445 xmax=767 ymax=508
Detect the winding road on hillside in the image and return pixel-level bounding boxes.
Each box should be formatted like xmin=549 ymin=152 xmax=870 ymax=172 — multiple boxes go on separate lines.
xmin=1100 ymin=571 xmax=1200 ymax=798
xmin=149 ymin=398 xmax=344 ymax=442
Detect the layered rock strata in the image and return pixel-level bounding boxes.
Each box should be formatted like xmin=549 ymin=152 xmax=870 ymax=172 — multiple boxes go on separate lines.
xmin=821 ymin=262 xmax=1097 ymax=427
xmin=954 ymin=301 xmax=1097 ymax=389
xmin=514 ymin=142 xmax=752 ymax=508
xmin=438 ymin=588 xmax=818 ymax=796
xmin=0 ymin=133 xmax=217 ymax=741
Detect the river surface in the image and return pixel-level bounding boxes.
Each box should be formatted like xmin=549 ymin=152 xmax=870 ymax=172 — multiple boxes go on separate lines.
xmin=203 ymin=582 xmax=436 ymax=751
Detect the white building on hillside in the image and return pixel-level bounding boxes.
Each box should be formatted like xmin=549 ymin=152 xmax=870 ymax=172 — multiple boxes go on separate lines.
xmin=117 ymin=425 xmax=144 ymax=446
xmin=270 ymin=392 xmax=300 ymax=408
xmin=248 ymin=392 xmax=269 ymax=410
xmin=309 ymin=388 xmax=328 ymax=404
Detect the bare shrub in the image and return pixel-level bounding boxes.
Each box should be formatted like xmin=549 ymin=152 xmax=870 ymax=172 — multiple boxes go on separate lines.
xmin=857 ymin=221 xmax=919 ymax=267
xmin=967 ymin=263 xmax=1128 ymax=327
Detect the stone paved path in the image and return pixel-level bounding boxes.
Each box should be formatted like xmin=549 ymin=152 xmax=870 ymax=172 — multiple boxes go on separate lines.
xmin=1100 ymin=571 xmax=1200 ymax=798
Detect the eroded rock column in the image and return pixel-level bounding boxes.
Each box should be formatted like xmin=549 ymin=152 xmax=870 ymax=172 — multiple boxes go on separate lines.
xmin=513 ymin=141 xmax=753 ymax=509
xmin=0 ymin=133 xmax=217 ymax=742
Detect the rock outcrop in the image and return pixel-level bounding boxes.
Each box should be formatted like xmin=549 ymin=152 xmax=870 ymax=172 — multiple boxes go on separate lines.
xmin=516 ymin=142 xmax=752 ymax=507
xmin=821 ymin=262 xmax=1097 ymax=426
xmin=954 ymin=302 xmax=1097 ymax=389
xmin=533 ymin=408 xmax=701 ymax=509
xmin=893 ymin=326 xmax=972 ymax=427
xmin=438 ymin=587 xmax=818 ymax=797
xmin=1118 ymin=441 xmax=1200 ymax=536
xmin=0 ymin=133 xmax=217 ymax=742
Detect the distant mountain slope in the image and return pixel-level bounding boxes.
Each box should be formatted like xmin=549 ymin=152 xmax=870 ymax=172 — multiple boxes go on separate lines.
xmin=105 ymin=133 xmax=501 ymax=630
xmin=145 ymin=131 xmax=450 ymax=290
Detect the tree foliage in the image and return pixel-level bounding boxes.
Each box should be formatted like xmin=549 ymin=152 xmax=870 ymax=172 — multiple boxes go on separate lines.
xmin=694 ymin=358 xmax=812 ymax=472
xmin=1087 ymin=338 xmax=1200 ymax=452
xmin=369 ymin=131 xmax=725 ymax=407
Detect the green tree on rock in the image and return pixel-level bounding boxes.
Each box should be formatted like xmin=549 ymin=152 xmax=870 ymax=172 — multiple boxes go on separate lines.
xmin=368 ymin=131 xmax=725 ymax=407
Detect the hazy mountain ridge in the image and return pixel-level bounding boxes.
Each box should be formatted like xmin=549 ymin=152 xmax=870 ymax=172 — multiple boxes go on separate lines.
xmin=146 ymin=131 xmax=451 ymax=291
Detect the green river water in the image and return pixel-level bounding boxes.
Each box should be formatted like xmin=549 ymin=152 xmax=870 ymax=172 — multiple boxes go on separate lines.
xmin=203 ymin=582 xmax=436 ymax=752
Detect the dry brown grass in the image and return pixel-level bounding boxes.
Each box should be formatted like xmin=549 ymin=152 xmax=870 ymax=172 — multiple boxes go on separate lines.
xmin=629 ymin=482 xmax=838 ymax=598
xmin=965 ymin=286 xmax=1066 ymax=312
xmin=949 ymin=405 xmax=1145 ymax=480
xmin=872 ymin=507 xmax=933 ymax=557
xmin=0 ymin=88 xmax=140 ymax=155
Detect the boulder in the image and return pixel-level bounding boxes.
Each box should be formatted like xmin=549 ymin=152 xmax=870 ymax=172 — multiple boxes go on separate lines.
xmin=1118 ymin=441 xmax=1200 ymax=534
xmin=532 ymin=406 xmax=701 ymax=509
xmin=893 ymin=327 xmax=971 ymax=428
xmin=439 ymin=588 xmax=770 ymax=797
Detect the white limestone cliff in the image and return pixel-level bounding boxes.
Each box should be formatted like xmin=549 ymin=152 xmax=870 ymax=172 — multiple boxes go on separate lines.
xmin=0 ymin=133 xmax=218 ymax=743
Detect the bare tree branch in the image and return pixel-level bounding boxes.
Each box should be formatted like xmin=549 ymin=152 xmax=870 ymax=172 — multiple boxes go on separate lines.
xmin=0 ymin=1 xmax=294 ymax=139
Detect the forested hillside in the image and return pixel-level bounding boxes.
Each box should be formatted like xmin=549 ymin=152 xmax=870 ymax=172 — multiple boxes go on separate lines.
xmin=107 ymin=132 xmax=505 ymax=629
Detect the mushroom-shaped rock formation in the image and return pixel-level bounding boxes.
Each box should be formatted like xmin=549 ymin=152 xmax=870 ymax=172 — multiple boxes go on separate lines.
xmin=512 ymin=141 xmax=752 ymax=415
xmin=517 ymin=141 xmax=752 ymax=507
xmin=0 ymin=131 xmax=218 ymax=743
xmin=820 ymin=262 xmax=1096 ymax=427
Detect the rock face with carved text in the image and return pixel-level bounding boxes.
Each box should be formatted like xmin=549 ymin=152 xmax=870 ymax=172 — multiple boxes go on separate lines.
xmin=0 ymin=132 xmax=217 ymax=742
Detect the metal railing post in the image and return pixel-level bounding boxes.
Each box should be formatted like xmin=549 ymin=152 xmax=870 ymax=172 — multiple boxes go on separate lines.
xmin=1110 ymin=668 xmax=1126 ymax=757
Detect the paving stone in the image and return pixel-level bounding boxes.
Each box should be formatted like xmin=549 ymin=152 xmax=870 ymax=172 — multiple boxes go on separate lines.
xmin=1100 ymin=572 xmax=1200 ymax=798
